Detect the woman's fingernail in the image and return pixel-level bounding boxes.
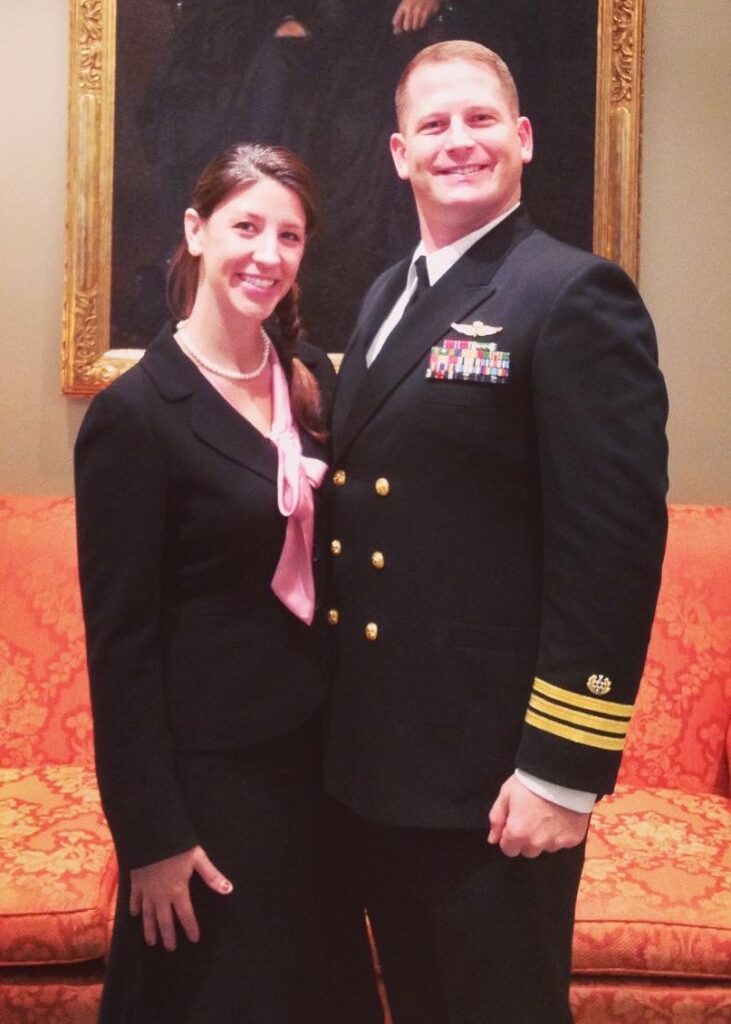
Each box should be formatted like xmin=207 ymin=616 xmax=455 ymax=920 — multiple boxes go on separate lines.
xmin=220 ymin=879 xmax=233 ymax=894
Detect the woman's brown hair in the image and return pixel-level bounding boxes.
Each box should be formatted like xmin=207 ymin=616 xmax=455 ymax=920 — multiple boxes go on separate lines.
xmin=168 ymin=143 xmax=325 ymax=438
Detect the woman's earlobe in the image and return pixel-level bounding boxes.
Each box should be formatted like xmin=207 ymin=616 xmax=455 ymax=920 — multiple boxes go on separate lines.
xmin=183 ymin=208 xmax=203 ymax=255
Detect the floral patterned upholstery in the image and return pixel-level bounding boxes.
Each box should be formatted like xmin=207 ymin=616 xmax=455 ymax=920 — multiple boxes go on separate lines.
xmin=571 ymin=505 xmax=731 ymax=1021
xmin=574 ymin=787 xmax=731 ymax=975
xmin=0 ymin=973 xmax=103 ymax=1024
xmin=0 ymin=496 xmax=94 ymax=769
xmin=618 ymin=505 xmax=731 ymax=795
xmin=2 ymin=498 xmax=730 ymax=1021
xmin=0 ymin=765 xmax=116 ymax=967
xmin=0 ymin=497 xmax=115 ymax=1017
xmin=570 ymin=983 xmax=731 ymax=1024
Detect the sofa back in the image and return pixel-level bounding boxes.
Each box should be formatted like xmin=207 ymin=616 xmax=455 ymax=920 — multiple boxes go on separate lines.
xmin=1 ymin=497 xmax=729 ymax=789
xmin=0 ymin=496 xmax=93 ymax=768
xmin=619 ymin=504 xmax=731 ymax=796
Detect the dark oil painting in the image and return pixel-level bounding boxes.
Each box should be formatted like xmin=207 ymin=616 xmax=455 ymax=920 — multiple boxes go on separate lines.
xmin=111 ymin=0 xmax=598 ymax=353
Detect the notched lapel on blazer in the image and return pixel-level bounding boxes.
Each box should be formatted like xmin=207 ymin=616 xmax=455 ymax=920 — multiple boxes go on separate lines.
xmin=141 ymin=324 xmax=278 ymax=483
xmin=189 ymin=388 xmax=277 ymax=483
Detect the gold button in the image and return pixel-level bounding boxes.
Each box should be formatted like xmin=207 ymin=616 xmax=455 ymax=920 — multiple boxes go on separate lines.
xmin=587 ymin=673 xmax=612 ymax=696
xmin=333 ymin=469 xmax=347 ymax=486
xmin=330 ymin=539 xmax=342 ymax=556
xmin=375 ymin=477 xmax=390 ymax=496
xmin=327 ymin=609 xmax=339 ymax=626
xmin=371 ymin=551 xmax=385 ymax=570
xmin=364 ymin=622 xmax=378 ymax=641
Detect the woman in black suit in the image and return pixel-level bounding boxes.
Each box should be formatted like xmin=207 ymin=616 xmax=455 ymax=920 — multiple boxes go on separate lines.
xmin=75 ymin=143 xmax=375 ymax=1023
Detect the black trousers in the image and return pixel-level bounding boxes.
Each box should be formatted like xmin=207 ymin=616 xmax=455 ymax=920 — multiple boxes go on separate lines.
xmin=100 ymin=723 xmax=381 ymax=1024
xmin=342 ymin=805 xmax=586 ymax=1024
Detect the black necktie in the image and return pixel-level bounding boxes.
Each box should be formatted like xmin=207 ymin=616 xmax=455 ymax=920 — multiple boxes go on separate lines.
xmin=407 ymin=255 xmax=430 ymax=307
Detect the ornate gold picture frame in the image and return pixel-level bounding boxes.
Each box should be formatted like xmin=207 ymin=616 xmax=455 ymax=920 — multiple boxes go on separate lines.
xmin=62 ymin=0 xmax=646 ymax=396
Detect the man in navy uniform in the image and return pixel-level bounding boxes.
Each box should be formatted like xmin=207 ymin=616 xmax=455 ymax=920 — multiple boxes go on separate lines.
xmin=324 ymin=41 xmax=668 ymax=1024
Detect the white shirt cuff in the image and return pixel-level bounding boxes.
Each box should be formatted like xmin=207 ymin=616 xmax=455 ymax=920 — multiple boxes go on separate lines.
xmin=514 ymin=769 xmax=596 ymax=813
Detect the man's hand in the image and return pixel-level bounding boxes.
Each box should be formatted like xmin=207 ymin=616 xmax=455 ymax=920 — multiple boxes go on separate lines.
xmin=129 ymin=846 xmax=233 ymax=951
xmin=275 ymin=18 xmax=309 ymax=37
xmin=487 ymin=774 xmax=590 ymax=858
xmin=392 ymin=0 xmax=441 ymax=34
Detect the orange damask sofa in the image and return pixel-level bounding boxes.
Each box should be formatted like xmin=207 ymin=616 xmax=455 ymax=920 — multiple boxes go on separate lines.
xmin=0 ymin=496 xmax=116 ymax=1024
xmin=1 ymin=498 xmax=729 ymax=1024
xmin=570 ymin=504 xmax=731 ymax=1023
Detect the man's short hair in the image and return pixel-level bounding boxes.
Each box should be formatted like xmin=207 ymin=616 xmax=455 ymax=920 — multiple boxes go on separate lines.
xmin=395 ymin=41 xmax=521 ymax=129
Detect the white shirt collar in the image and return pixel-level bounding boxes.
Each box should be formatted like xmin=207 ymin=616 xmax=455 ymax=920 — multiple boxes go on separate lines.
xmin=365 ymin=203 xmax=521 ymax=368
xmin=408 ymin=202 xmax=521 ymax=289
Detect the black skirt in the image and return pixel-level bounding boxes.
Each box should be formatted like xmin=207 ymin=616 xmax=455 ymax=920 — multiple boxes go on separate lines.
xmin=99 ymin=720 xmax=380 ymax=1024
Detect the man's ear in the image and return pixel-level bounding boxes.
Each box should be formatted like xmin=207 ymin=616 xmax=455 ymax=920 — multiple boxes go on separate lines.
xmin=389 ymin=133 xmax=410 ymax=181
xmin=183 ymin=208 xmax=203 ymax=256
xmin=517 ymin=116 xmax=534 ymax=166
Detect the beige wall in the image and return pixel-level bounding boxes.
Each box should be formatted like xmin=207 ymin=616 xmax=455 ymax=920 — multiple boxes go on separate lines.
xmin=1 ymin=0 xmax=730 ymax=502
xmin=0 ymin=0 xmax=86 ymax=495
xmin=641 ymin=0 xmax=731 ymax=504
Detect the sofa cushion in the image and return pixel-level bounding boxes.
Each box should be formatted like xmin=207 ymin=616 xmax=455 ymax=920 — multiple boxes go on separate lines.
xmin=574 ymin=785 xmax=731 ymax=981
xmin=0 ymin=764 xmax=116 ymax=966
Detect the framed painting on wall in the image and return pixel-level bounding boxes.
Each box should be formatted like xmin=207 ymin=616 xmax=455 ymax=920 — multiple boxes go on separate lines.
xmin=62 ymin=0 xmax=645 ymax=394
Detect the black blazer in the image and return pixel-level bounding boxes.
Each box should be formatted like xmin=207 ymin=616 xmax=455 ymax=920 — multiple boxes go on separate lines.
xmin=75 ymin=325 xmax=335 ymax=868
xmin=324 ymin=207 xmax=668 ymax=829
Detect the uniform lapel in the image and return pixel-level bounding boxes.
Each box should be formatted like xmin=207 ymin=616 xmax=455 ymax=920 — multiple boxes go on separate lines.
xmin=141 ymin=325 xmax=278 ymax=483
xmin=334 ymin=208 xmax=535 ymax=462
xmin=331 ymin=259 xmax=410 ymax=442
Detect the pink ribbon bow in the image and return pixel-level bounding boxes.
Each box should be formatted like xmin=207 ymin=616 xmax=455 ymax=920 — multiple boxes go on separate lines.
xmin=268 ymin=346 xmax=327 ymax=624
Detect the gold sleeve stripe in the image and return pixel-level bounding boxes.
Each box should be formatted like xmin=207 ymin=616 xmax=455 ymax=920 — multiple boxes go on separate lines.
xmin=533 ymin=677 xmax=633 ymax=718
xmin=529 ymin=694 xmax=629 ymax=736
xmin=525 ymin=710 xmax=626 ymax=751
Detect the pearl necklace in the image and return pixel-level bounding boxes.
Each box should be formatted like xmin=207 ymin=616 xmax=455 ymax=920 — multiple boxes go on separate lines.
xmin=175 ymin=322 xmax=271 ymax=381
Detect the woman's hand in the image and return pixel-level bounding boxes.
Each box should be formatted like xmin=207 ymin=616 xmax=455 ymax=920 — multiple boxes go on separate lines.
xmin=392 ymin=0 xmax=441 ymax=34
xmin=129 ymin=846 xmax=233 ymax=951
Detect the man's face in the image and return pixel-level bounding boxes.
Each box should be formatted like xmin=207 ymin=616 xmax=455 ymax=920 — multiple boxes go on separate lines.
xmin=390 ymin=60 xmax=533 ymax=249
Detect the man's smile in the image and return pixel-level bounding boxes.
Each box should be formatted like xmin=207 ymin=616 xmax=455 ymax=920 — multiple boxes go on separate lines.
xmin=437 ymin=164 xmax=489 ymax=177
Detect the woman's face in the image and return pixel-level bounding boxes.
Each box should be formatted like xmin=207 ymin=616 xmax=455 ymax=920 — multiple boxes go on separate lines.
xmin=184 ymin=177 xmax=307 ymax=323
